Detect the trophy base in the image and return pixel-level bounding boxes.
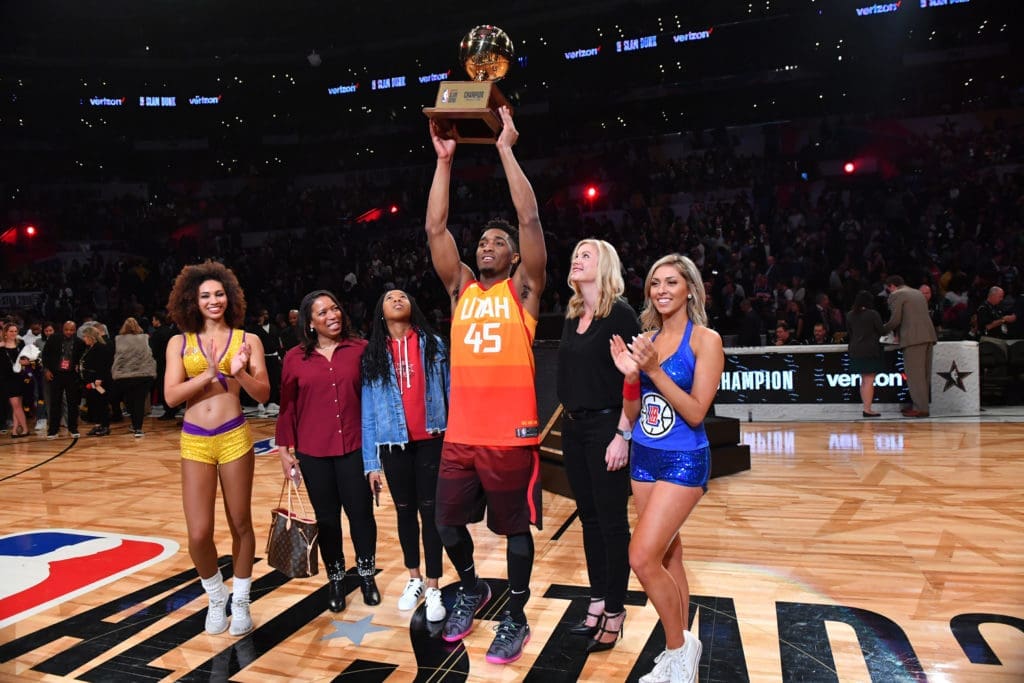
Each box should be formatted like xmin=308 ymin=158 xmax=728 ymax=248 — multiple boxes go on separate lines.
xmin=423 ymin=80 xmax=510 ymax=144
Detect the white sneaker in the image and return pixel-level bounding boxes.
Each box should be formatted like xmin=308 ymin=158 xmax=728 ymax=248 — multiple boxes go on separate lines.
xmin=256 ymin=405 xmax=268 ymax=418
xmin=205 ymin=589 xmax=229 ymax=635
xmin=229 ymin=597 xmax=253 ymax=636
xmin=398 ymin=577 xmax=424 ymax=611
xmin=679 ymin=631 xmax=702 ymax=682
xmin=424 ymin=586 xmax=446 ymax=622
xmin=34 ymin=419 xmax=46 ymax=431
xmin=265 ymin=402 xmax=280 ymax=417
xmin=639 ymin=649 xmax=674 ymax=683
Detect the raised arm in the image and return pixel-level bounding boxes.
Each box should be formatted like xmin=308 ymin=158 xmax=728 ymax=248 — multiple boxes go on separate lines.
xmin=496 ymin=107 xmax=546 ymax=319
xmin=425 ymin=120 xmax=473 ymax=312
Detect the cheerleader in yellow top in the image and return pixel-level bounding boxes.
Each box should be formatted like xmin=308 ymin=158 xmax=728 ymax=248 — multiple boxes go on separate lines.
xmin=164 ymin=261 xmax=270 ymax=638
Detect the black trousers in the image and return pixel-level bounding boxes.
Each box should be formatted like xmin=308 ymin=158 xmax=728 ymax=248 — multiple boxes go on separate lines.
xmin=380 ymin=437 xmax=444 ymax=579
xmin=48 ymin=372 xmax=82 ymax=435
xmin=155 ymin=364 xmax=176 ymax=415
xmin=118 ymin=377 xmax=153 ymax=430
xmin=264 ymin=355 xmax=281 ymax=405
xmin=84 ymin=387 xmax=111 ymax=428
xmin=561 ymin=409 xmax=632 ymax=613
xmin=297 ymin=449 xmax=377 ymax=569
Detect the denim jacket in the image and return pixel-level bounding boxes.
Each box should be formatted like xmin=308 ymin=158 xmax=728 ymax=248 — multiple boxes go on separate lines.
xmin=361 ymin=331 xmax=449 ymax=474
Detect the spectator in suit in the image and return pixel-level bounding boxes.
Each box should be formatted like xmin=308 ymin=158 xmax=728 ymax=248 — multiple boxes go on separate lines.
xmin=919 ymin=285 xmax=944 ymax=333
xmin=279 ymin=309 xmax=300 ymax=350
xmin=150 ymin=311 xmax=179 ymax=420
xmin=41 ymin=321 xmax=86 ymax=439
xmin=882 ymin=275 xmax=938 ymax=418
xmin=249 ymin=308 xmax=282 ymax=416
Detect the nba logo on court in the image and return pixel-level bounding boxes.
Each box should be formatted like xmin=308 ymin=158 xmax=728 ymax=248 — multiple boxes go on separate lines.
xmin=0 ymin=529 xmax=178 ymax=628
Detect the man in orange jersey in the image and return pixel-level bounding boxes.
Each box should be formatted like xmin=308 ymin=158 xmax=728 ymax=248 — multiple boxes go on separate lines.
xmin=425 ymin=105 xmax=546 ymax=664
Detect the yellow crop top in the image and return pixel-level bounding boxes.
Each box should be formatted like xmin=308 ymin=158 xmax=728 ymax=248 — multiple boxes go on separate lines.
xmin=182 ymin=329 xmax=247 ymax=379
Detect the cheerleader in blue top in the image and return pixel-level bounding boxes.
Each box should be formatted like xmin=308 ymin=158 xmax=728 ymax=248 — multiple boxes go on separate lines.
xmin=611 ymin=253 xmax=723 ymax=683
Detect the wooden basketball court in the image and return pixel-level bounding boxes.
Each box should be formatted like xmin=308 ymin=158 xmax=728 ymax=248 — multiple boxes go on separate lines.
xmin=1 ymin=414 xmax=1022 ymax=681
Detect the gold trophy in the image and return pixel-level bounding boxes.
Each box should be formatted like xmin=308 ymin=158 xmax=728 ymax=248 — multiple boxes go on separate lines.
xmin=423 ymin=25 xmax=514 ymax=144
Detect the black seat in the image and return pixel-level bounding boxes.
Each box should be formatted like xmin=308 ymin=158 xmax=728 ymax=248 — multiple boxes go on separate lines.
xmin=978 ymin=340 xmax=1010 ymax=405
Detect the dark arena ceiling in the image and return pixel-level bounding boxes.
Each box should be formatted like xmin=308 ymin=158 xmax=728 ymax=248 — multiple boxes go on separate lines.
xmin=0 ymin=0 xmax=1019 ymax=179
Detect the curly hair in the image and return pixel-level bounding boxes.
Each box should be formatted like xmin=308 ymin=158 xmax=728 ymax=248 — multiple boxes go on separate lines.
xmin=362 ymin=290 xmax=446 ymax=385
xmin=166 ymin=261 xmax=246 ymax=333
xmin=296 ymin=290 xmax=359 ymax=359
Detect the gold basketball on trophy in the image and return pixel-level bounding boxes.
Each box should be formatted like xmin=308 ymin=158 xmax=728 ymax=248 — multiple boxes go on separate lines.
xmin=423 ymin=25 xmax=514 ymax=144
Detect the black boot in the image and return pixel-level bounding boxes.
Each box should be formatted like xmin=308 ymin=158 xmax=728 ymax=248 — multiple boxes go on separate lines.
xmin=357 ymin=555 xmax=381 ymax=606
xmin=327 ymin=560 xmax=346 ymax=613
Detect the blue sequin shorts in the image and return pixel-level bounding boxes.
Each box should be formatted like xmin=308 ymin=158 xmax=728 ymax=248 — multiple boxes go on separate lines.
xmin=631 ymin=442 xmax=710 ymax=492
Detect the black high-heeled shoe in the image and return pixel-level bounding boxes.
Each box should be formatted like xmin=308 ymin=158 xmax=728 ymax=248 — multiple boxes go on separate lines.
xmin=586 ymin=610 xmax=625 ymax=653
xmin=569 ymin=599 xmax=605 ymax=636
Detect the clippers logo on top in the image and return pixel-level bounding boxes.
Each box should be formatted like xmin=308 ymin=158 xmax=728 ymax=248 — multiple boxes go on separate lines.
xmin=0 ymin=529 xmax=178 ymax=628
xmin=447 ymin=279 xmax=539 ymax=447
xmin=641 ymin=393 xmax=676 ymax=438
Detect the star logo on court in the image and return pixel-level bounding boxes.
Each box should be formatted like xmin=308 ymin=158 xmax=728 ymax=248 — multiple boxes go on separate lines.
xmin=937 ymin=361 xmax=972 ymax=392
xmin=321 ymin=615 xmax=388 ymax=645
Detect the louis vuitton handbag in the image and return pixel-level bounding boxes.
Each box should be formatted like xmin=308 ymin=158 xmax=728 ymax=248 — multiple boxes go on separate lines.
xmin=266 ymin=478 xmax=320 ymax=578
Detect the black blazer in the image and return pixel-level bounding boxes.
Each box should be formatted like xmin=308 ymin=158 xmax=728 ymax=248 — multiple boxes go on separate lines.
xmin=79 ymin=342 xmax=114 ymax=385
xmin=42 ymin=335 xmax=86 ymax=375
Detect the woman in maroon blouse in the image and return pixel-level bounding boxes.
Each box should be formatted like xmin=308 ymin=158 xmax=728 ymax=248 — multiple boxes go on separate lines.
xmin=275 ymin=290 xmax=379 ymax=613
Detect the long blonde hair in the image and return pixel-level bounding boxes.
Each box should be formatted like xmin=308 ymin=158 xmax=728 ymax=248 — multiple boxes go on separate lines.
xmin=639 ymin=253 xmax=708 ymax=331
xmin=565 ymin=238 xmax=626 ymax=320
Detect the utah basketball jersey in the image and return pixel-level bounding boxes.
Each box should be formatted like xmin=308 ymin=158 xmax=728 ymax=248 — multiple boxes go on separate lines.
xmin=447 ymin=278 xmax=539 ymax=447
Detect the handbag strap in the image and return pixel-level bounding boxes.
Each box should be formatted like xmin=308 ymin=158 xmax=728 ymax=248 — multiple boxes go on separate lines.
xmin=277 ymin=476 xmax=311 ymax=520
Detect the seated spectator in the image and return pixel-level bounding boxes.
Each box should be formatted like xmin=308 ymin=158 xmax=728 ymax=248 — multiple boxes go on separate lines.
xmin=809 ymin=322 xmax=833 ymax=345
xmin=772 ymin=323 xmax=796 ymax=346
xmin=976 ymin=286 xmax=1016 ymax=339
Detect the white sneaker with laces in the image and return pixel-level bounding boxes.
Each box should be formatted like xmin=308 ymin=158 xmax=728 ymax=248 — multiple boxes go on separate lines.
xmin=679 ymin=630 xmax=702 ymax=682
xmin=265 ymin=402 xmax=280 ymax=417
xmin=639 ymin=649 xmax=673 ymax=683
xmin=205 ymin=589 xmax=229 ymax=635
xmin=424 ymin=586 xmax=446 ymax=622
xmin=229 ymin=597 xmax=253 ymax=636
xmin=398 ymin=577 xmax=425 ymax=611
